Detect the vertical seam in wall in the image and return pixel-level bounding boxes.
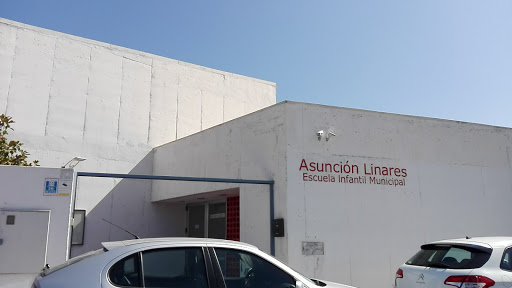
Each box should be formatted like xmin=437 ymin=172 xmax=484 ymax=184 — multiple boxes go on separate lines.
xmin=82 ymin=47 xmax=92 ymax=142
xmin=4 ymin=27 xmax=18 ymax=115
xmin=117 ymin=57 xmax=124 ymax=144
xmin=222 ymin=75 xmax=226 ymax=122
xmin=3 ymin=27 xmax=16 ymax=114
xmin=200 ymin=90 xmax=203 ymax=131
xmin=175 ymin=75 xmax=180 ymax=140
xmin=44 ymin=38 xmax=58 ymax=136
xmin=147 ymin=60 xmax=154 ymax=145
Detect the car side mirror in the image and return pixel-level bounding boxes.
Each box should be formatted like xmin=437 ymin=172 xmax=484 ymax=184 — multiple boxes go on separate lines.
xmin=295 ymin=280 xmax=304 ymax=288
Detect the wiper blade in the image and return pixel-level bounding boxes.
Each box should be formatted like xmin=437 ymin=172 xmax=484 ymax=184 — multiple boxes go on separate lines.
xmin=426 ymin=262 xmax=450 ymax=268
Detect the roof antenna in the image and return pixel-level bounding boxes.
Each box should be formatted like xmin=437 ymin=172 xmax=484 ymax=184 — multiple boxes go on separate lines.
xmin=102 ymin=218 xmax=140 ymax=239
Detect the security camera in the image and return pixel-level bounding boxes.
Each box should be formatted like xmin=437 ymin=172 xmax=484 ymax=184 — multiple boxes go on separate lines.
xmin=316 ymin=130 xmax=324 ymax=140
xmin=328 ymin=132 xmax=336 ymax=137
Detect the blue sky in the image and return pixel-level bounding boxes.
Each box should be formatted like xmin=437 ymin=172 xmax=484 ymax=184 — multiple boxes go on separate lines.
xmin=1 ymin=1 xmax=511 ymax=127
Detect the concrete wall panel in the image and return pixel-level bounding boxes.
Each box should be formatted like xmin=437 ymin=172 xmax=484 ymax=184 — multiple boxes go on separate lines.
xmin=148 ymin=66 xmax=178 ymax=147
xmin=83 ymin=47 xmax=122 ymax=145
xmin=109 ymin=178 xmax=149 ymax=241
xmin=118 ymin=58 xmax=151 ymax=146
xmin=0 ymin=23 xmax=16 ymax=114
xmin=201 ymin=90 xmax=224 ymax=130
xmin=6 ymin=29 xmax=54 ymax=135
xmin=179 ymin=64 xmax=223 ymax=93
xmin=46 ymin=39 xmax=90 ymax=140
xmin=223 ymin=77 xmax=247 ymax=122
xmin=176 ymin=81 xmax=202 ymax=138
xmin=240 ymin=185 xmax=271 ymax=254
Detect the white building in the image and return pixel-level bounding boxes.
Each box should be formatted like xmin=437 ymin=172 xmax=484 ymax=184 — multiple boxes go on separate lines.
xmin=0 ymin=17 xmax=275 ymax=256
xmin=152 ymin=101 xmax=512 ymax=287
xmin=1 ymin=18 xmax=512 ymax=288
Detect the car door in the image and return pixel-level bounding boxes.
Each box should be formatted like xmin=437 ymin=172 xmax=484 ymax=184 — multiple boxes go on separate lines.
xmin=208 ymin=247 xmax=296 ymax=288
xmin=103 ymin=246 xmax=217 ymax=288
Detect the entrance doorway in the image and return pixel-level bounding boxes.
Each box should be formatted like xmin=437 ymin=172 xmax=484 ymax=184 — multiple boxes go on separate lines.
xmin=187 ymin=196 xmax=239 ymax=240
xmin=187 ymin=202 xmax=226 ymax=239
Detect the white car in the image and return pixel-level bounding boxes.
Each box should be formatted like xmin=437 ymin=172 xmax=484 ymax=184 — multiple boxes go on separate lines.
xmin=394 ymin=236 xmax=512 ymax=288
xmin=34 ymin=238 xmax=355 ymax=288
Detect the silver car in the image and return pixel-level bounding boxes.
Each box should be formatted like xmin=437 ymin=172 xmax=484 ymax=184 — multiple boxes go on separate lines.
xmin=34 ymin=238 xmax=355 ymax=288
xmin=395 ymin=236 xmax=512 ymax=288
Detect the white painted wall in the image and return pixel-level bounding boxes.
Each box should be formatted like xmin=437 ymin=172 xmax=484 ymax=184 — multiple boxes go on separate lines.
xmin=285 ymin=102 xmax=512 ymax=288
xmin=153 ymin=104 xmax=287 ymax=254
xmin=0 ymin=166 xmax=73 ymax=269
xmin=154 ymin=101 xmax=512 ymax=288
xmin=0 ymin=17 xmax=276 ymax=255
xmin=240 ymin=185 xmax=271 ymax=253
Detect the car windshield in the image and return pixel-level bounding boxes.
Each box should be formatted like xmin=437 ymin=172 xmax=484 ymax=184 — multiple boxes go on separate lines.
xmin=41 ymin=248 xmax=106 ymax=276
xmin=406 ymin=243 xmax=492 ymax=269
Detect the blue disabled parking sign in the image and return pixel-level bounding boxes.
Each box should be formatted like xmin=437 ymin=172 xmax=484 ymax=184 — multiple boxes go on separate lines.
xmin=44 ymin=178 xmax=59 ymax=196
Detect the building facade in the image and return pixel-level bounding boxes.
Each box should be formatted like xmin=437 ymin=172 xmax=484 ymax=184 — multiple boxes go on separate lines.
xmin=153 ymin=101 xmax=512 ymax=287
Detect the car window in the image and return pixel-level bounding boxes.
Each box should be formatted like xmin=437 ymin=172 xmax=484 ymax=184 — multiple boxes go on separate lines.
xmin=406 ymin=244 xmax=491 ymax=269
xmin=141 ymin=248 xmax=208 ymax=288
xmin=214 ymin=248 xmax=295 ymax=288
xmin=109 ymin=253 xmax=141 ymax=287
xmin=501 ymin=247 xmax=512 ymax=271
xmin=443 ymin=247 xmax=472 ymax=263
xmin=43 ymin=248 xmax=105 ymax=276
xmin=108 ymin=247 xmax=208 ymax=288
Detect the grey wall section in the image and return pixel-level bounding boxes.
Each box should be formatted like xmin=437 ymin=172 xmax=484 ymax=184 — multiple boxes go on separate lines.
xmin=0 ymin=18 xmax=275 ymax=256
xmin=153 ymin=104 xmax=288 ymax=255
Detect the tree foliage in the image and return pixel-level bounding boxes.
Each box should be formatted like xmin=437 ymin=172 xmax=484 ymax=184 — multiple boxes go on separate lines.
xmin=0 ymin=114 xmax=39 ymax=166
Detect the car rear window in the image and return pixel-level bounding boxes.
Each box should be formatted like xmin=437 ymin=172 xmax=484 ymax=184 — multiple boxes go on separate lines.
xmin=405 ymin=244 xmax=491 ymax=269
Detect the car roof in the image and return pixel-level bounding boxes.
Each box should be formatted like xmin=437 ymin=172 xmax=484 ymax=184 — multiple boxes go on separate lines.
xmin=429 ymin=236 xmax=512 ymax=249
xmin=102 ymin=237 xmax=258 ymax=251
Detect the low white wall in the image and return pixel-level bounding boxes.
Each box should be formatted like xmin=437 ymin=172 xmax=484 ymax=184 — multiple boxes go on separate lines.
xmin=0 ymin=166 xmax=73 ymax=268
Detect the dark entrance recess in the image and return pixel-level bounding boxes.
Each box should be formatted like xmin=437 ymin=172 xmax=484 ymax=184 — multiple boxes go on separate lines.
xmin=76 ymin=172 xmax=276 ymax=255
xmin=187 ymin=205 xmax=206 ymax=238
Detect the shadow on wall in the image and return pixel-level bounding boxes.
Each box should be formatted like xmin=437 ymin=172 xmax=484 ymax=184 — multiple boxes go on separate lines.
xmin=71 ymin=152 xmax=186 ymax=257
